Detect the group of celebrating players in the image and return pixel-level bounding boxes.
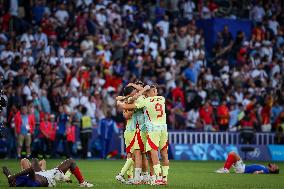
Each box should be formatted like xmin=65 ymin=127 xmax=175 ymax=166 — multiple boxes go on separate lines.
xmin=115 ymin=81 xmax=169 ymax=185
xmin=2 ymin=81 xmax=280 ymax=188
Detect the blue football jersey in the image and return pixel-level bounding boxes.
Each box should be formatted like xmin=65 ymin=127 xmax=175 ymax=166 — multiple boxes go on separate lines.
xmin=244 ymin=164 xmax=269 ymax=174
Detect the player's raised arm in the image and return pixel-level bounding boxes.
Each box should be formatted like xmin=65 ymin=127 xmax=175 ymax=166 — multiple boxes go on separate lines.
xmin=116 ymin=96 xmax=127 ymax=101
xmin=117 ymin=101 xmax=137 ymax=110
xmin=129 ymin=85 xmax=150 ymax=103
xmin=127 ymin=83 xmax=144 ymax=91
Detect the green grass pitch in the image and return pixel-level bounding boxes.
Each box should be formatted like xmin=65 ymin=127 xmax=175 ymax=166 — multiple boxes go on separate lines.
xmin=0 ymin=160 xmax=284 ymax=189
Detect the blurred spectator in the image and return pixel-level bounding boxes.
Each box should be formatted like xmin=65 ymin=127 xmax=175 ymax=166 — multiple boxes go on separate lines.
xmin=55 ymin=105 xmax=68 ymax=157
xmin=199 ymin=100 xmax=215 ymax=131
xmin=240 ymin=110 xmax=256 ymax=144
xmin=66 ymin=121 xmax=76 ymax=158
xmin=14 ymin=106 xmax=35 ymax=158
xmin=39 ymin=113 xmax=51 ymax=158
xmin=217 ymin=100 xmax=229 ymax=131
xmin=182 ymin=0 xmax=196 ymax=20
xmin=186 ymin=106 xmax=201 ymax=130
xmin=98 ymin=111 xmax=118 ymax=159
xmin=80 ymin=106 xmax=92 ymax=159
xmin=250 ymin=1 xmax=266 ymax=23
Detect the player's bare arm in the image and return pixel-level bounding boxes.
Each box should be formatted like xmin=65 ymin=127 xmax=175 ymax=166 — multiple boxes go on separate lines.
xmin=117 ymin=102 xmax=137 ymax=110
xmin=128 ymin=85 xmax=150 ymax=103
xmin=127 ymin=83 xmax=144 ymax=91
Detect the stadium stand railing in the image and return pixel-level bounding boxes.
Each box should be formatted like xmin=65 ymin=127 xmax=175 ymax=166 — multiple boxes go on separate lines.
xmin=168 ymin=132 xmax=275 ymax=145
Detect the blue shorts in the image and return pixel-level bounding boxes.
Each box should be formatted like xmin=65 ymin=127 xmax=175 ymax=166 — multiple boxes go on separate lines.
xmin=16 ymin=175 xmax=40 ymax=187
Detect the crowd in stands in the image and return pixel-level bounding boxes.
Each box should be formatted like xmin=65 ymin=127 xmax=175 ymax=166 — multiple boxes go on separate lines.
xmin=0 ymin=0 xmax=284 ymax=158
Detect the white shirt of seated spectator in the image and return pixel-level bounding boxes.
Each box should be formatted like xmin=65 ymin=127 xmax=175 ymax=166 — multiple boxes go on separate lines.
xmin=271 ymin=64 xmax=280 ymax=76
xmin=73 ymin=57 xmax=83 ymax=65
xmin=186 ymin=109 xmax=199 ymax=128
xmin=142 ymin=21 xmax=153 ymax=32
xmin=22 ymin=56 xmax=35 ymax=65
xmin=95 ymin=4 xmax=106 ymax=11
xmin=194 ymin=34 xmax=202 ymax=45
xmin=260 ymin=45 xmax=273 ymax=62
xmin=250 ymin=56 xmax=261 ymax=68
xmin=250 ymin=5 xmax=265 ymax=23
xmin=60 ymin=56 xmax=72 ymax=65
xmin=156 ymin=20 xmax=169 ymax=38
xmin=193 ymin=48 xmax=205 ymax=61
xmin=242 ymin=98 xmax=251 ymax=107
xmin=108 ymin=12 xmax=122 ymax=25
xmin=271 ymin=75 xmax=280 ymax=88
xmin=85 ymin=101 xmax=96 ymax=123
xmin=70 ymin=77 xmax=80 ymax=91
xmin=234 ymin=91 xmax=243 ymax=104
xmin=3 ymin=69 xmax=17 ymax=80
xmin=123 ymin=4 xmax=134 ymax=16
xmin=96 ymin=12 xmax=107 ymax=27
xmin=20 ymin=33 xmax=34 ymax=49
xmin=251 ymin=68 xmax=267 ymax=81
xmin=204 ymin=72 xmax=213 ymax=82
xmin=165 ymin=71 xmax=176 ymax=90
xmin=0 ymin=50 xmax=14 ymax=65
xmin=23 ymin=85 xmax=32 ymax=100
xmin=49 ymin=57 xmax=58 ymax=65
xmin=268 ymin=19 xmax=279 ymax=35
xmin=188 ymin=34 xmax=195 ymax=48
xmin=55 ymin=9 xmax=69 ymax=24
xmin=58 ymin=47 xmax=65 ymax=58
xmin=185 ymin=50 xmax=194 ymax=62
xmin=138 ymin=33 xmax=150 ymax=51
xmin=201 ymin=6 xmax=211 ymax=19
xmin=80 ymin=96 xmax=89 ymax=106
xmin=76 ymin=0 xmax=93 ymax=8
xmin=69 ymin=96 xmax=80 ymax=111
xmin=44 ymin=45 xmax=55 ymax=56
xmin=148 ymin=41 xmax=158 ymax=59
xmin=34 ymin=32 xmax=48 ymax=48
xmin=97 ymin=50 xmax=112 ymax=63
xmin=81 ymin=40 xmax=94 ymax=57
xmin=182 ymin=0 xmax=196 ymax=20
xmin=160 ymin=37 xmax=166 ymax=51
xmin=198 ymin=89 xmax=207 ymax=101
xmin=164 ymin=56 xmax=177 ymax=67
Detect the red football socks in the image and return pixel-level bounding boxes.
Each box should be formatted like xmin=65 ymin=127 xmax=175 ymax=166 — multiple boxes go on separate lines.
xmin=71 ymin=166 xmax=84 ymax=183
xmin=224 ymin=154 xmax=236 ymax=169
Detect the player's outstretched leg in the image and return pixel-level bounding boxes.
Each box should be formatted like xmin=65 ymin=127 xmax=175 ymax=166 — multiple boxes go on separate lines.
xmin=160 ymin=147 xmax=169 ymax=185
xmin=133 ymin=149 xmax=143 ymax=184
xmin=141 ymin=153 xmax=150 ymax=184
xmin=216 ymin=151 xmax=241 ymax=173
xmin=115 ymin=153 xmax=134 ymax=183
xmin=149 ymin=150 xmax=162 ymax=185
xmin=57 ymin=158 xmax=93 ymax=187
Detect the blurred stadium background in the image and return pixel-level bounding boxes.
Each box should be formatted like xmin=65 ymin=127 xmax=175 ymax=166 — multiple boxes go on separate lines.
xmin=0 ymin=0 xmax=284 ymax=183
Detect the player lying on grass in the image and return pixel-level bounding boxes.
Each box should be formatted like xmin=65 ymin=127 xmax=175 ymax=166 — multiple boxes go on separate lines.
xmin=117 ymin=85 xmax=169 ymax=185
xmin=2 ymin=158 xmax=93 ymax=187
xmin=20 ymin=158 xmax=72 ymax=183
xmin=115 ymin=82 xmax=151 ymax=184
xmin=216 ymin=151 xmax=280 ymax=174
xmin=20 ymin=158 xmax=46 ymax=171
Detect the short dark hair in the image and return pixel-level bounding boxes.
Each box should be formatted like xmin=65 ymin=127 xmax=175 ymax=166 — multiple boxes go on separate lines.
xmin=123 ymin=86 xmax=135 ymax=96
xmin=269 ymin=168 xmax=280 ymax=174
xmin=82 ymin=106 xmax=88 ymax=114
xmin=134 ymin=80 xmax=145 ymax=86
